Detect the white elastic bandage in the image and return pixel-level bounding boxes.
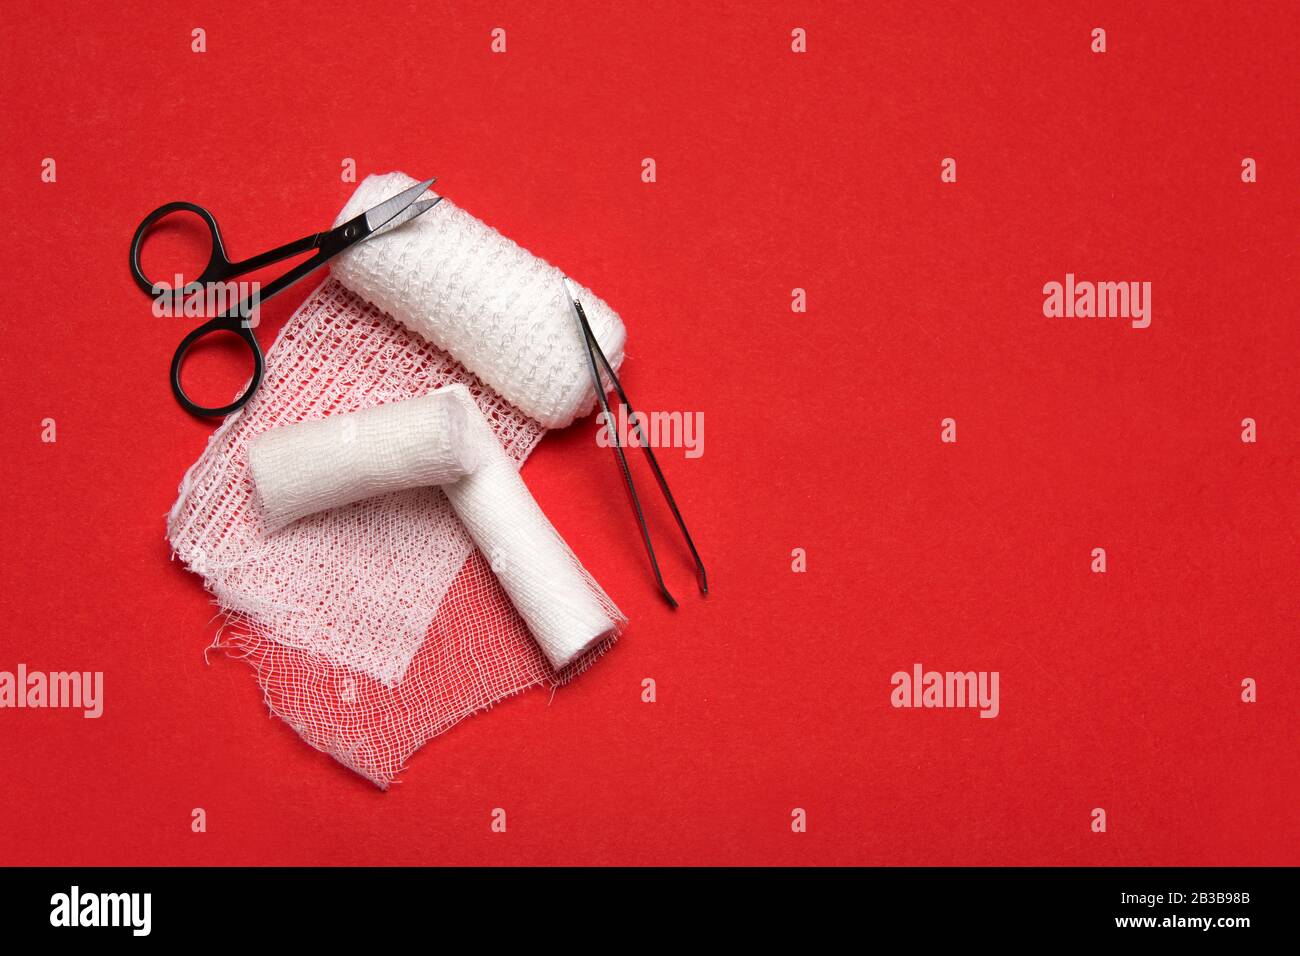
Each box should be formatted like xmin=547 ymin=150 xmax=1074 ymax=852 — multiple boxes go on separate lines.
xmin=248 ymin=391 xmax=478 ymax=532
xmin=331 ymin=172 xmax=627 ymax=429
xmin=441 ymin=387 xmax=619 ymax=670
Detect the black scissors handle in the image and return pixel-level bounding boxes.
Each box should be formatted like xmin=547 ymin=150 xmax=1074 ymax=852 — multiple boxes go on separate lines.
xmin=129 ymin=201 xmax=344 ymax=418
xmin=165 ymin=314 xmax=263 ymax=417
xmin=131 ymin=179 xmax=440 ymax=418
xmin=129 ymin=201 xmax=225 ymax=293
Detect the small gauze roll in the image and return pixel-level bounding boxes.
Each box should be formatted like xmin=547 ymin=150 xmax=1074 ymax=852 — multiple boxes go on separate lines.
xmin=439 ymin=386 xmax=619 ymax=671
xmin=331 ymin=172 xmax=627 ymax=429
xmin=248 ymin=391 xmax=477 ymax=532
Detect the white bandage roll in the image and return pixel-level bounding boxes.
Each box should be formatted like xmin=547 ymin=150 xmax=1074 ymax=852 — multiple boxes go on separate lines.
xmin=248 ymin=391 xmax=478 ymax=532
xmin=331 ymin=172 xmax=627 ymax=429
xmin=439 ymin=386 xmax=619 ymax=670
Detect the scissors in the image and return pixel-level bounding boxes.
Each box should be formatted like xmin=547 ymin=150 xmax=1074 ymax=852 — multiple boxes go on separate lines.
xmin=129 ymin=178 xmax=442 ymax=417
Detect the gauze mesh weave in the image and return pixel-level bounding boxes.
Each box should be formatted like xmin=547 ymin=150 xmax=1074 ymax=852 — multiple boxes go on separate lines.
xmin=167 ymin=279 xmax=625 ymax=785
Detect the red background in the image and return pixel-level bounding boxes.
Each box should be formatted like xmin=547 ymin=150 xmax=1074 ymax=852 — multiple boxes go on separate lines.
xmin=1 ymin=1 xmax=1297 ymax=865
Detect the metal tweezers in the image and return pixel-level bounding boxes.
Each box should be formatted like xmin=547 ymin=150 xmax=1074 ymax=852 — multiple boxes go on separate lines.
xmin=563 ymin=278 xmax=708 ymax=608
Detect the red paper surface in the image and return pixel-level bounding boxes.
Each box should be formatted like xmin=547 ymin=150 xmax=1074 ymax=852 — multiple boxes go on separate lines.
xmin=1 ymin=1 xmax=1296 ymax=865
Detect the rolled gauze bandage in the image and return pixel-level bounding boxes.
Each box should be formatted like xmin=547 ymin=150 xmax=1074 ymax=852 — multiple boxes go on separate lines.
xmin=248 ymin=391 xmax=478 ymax=532
xmin=331 ymin=172 xmax=627 ymax=429
xmin=438 ymin=386 xmax=619 ymax=670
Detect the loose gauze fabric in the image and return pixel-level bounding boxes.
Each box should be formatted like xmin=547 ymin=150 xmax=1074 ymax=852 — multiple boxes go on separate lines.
xmin=248 ymin=390 xmax=478 ymax=532
xmin=246 ymin=382 xmax=621 ymax=671
xmin=169 ymin=281 xmax=625 ymax=785
xmin=331 ymin=172 xmax=627 ymax=430
xmin=169 ymin=282 xmax=550 ymax=692
xmin=169 ymin=171 xmax=630 ymax=785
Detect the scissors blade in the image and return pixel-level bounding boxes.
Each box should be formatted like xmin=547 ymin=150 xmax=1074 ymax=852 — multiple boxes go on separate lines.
xmin=362 ymin=178 xmax=437 ymax=233
xmin=365 ymin=195 xmax=443 ymax=238
xmin=405 ymin=197 xmax=443 ymax=219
